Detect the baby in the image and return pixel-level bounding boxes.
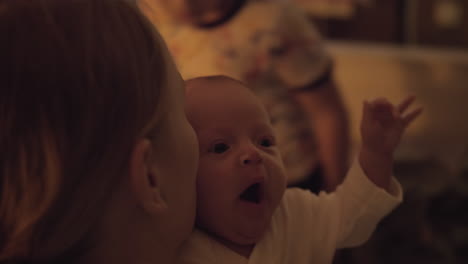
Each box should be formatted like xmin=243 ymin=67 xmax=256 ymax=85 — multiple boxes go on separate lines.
xmin=182 ymin=75 xmax=422 ymax=263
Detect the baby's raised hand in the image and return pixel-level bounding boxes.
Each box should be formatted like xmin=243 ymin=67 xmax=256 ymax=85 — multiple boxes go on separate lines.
xmin=360 ymin=96 xmax=422 ymax=156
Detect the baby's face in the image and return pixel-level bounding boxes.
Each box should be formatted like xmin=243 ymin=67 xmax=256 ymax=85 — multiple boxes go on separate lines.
xmin=185 ymin=78 xmax=287 ymax=246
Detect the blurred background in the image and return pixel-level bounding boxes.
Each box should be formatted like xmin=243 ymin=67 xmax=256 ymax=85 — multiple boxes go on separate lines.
xmin=290 ymin=0 xmax=468 ymax=263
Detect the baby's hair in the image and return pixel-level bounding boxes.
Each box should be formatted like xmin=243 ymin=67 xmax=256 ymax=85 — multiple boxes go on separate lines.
xmin=0 ymin=0 xmax=169 ymax=262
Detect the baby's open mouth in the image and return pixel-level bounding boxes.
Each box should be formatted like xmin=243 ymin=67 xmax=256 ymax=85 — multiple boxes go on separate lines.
xmin=240 ymin=183 xmax=262 ymax=204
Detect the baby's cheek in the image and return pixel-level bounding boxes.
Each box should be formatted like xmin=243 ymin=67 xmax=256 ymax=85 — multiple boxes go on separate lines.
xmin=195 ymin=166 xmax=212 ymax=188
xmin=197 ymin=164 xmax=225 ymax=186
xmin=268 ymin=161 xmax=287 ymax=199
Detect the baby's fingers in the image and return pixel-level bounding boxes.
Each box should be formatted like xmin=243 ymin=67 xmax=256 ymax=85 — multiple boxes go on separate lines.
xmin=398 ymin=95 xmax=416 ymax=114
xmin=402 ymin=107 xmax=423 ymax=128
xmin=366 ymin=98 xmax=395 ymax=119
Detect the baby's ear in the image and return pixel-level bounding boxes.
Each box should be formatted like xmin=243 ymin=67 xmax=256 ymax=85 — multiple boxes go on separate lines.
xmin=129 ymin=139 xmax=167 ymax=214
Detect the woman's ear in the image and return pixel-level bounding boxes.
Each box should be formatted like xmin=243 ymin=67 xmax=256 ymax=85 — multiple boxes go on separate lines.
xmin=129 ymin=139 xmax=168 ymax=214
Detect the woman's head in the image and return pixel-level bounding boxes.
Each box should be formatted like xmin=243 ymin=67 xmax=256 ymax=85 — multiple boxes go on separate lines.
xmin=0 ymin=0 xmax=198 ymax=263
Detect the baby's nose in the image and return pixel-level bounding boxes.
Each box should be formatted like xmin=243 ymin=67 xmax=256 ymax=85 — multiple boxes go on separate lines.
xmin=240 ymin=148 xmax=262 ymax=166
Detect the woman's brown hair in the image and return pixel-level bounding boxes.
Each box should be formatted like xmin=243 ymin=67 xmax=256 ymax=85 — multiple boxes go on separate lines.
xmin=0 ymin=0 xmax=168 ymax=262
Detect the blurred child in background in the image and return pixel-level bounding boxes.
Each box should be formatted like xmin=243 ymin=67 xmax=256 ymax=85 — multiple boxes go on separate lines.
xmin=139 ymin=0 xmax=350 ymax=193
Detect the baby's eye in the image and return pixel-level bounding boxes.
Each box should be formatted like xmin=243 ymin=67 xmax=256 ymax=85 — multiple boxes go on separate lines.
xmin=259 ymin=137 xmax=275 ymax=147
xmin=212 ymin=143 xmax=229 ymax=154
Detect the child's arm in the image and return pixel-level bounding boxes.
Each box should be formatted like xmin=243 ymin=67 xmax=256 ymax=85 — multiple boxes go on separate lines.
xmin=358 ymin=96 xmax=422 ymax=192
xmin=280 ymin=98 xmax=421 ymax=253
